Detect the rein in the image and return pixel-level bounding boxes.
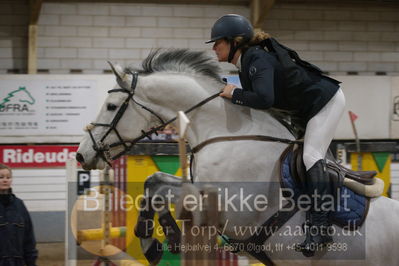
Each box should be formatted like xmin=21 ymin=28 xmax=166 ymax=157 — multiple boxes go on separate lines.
xmin=109 ymin=91 xmax=221 ymax=160
xmin=88 ymin=70 xmax=303 ymax=167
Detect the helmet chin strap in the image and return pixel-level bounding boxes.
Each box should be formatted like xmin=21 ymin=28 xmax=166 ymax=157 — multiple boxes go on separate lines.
xmin=227 ymin=40 xmax=237 ymax=63
xmin=228 ymin=39 xmax=246 ymax=63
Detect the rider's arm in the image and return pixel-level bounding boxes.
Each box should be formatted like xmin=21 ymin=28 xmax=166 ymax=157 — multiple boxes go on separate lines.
xmin=232 ymin=54 xmax=275 ymax=109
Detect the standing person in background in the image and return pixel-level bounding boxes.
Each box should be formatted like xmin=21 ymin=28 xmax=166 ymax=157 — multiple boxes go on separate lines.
xmin=0 ymin=163 xmax=38 ymax=266
xmin=206 ymin=14 xmax=346 ymax=254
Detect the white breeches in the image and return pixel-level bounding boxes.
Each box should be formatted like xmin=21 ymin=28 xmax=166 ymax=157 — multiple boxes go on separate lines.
xmin=303 ymin=89 xmax=346 ymax=171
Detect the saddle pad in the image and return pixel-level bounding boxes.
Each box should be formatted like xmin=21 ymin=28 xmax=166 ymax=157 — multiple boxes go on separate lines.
xmin=280 ymin=149 xmax=369 ymax=230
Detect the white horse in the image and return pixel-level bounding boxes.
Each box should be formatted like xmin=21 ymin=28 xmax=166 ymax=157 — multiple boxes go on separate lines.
xmin=76 ymin=49 xmax=399 ymax=266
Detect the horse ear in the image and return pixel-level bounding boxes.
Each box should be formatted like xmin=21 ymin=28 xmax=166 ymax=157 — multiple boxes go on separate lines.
xmin=107 ymin=61 xmax=124 ymax=81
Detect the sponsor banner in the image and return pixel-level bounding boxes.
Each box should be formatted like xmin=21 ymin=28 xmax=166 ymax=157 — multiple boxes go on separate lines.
xmin=0 ymin=79 xmax=98 ymax=135
xmin=0 ymin=145 xmax=78 ymax=168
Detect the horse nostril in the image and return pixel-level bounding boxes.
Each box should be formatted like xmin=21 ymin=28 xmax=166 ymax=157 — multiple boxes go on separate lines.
xmin=76 ymin=153 xmax=85 ymax=163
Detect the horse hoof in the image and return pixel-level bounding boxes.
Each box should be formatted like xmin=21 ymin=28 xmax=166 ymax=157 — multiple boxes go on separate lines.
xmin=302 ymin=249 xmax=315 ymax=257
xmin=144 ymin=239 xmax=163 ymax=265
xmin=168 ymin=238 xmax=181 ymax=254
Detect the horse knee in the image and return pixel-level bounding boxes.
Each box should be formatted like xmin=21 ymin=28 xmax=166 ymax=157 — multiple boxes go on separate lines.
xmin=153 ymin=171 xmax=169 ymax=181
xmin=144 ymin=172 xmax=162 ymax=189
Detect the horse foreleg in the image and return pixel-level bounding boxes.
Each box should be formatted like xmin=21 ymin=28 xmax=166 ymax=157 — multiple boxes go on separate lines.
xmin=135 ymin=172 xmax=183 ymax=264
xmin=135 ymin=196 xmax=155 ymax=238
xmin=151 ymin=183 xmax=182 ymax=254
xmin=134 ymin=191 xmax=162 ymax=265
xmin=158 ymin=208 xmax=181 ymax=254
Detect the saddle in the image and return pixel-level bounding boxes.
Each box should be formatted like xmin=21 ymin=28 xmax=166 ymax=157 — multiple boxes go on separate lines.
xmin=289 ymin=144 xmax=377 ymax=187
xmin=270 ymin=110 xmax=377 ymax=186
xmin=280 ymin=145 xmax=374 ymax=229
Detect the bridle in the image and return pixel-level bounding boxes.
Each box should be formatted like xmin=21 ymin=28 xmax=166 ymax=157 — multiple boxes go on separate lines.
xmin=87 ymin=71 xmax=163 ymax=166
xmin=86 ymin=70 xmax=221 ymax=167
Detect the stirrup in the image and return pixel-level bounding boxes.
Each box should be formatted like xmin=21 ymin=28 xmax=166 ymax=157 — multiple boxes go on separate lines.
xmin=295 ymin=221 xmax=316 ymax=257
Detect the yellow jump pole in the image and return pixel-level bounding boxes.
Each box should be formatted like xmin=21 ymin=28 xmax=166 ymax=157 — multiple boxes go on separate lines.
xmin=78 ymin=227 xmax=126 ymax=242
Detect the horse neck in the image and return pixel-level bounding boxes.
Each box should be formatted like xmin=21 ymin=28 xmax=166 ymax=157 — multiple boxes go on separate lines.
xmin=140 ymin=73 xmax=292 ymax=148
xmin=185 ymin=98 xmax=294 ymax=149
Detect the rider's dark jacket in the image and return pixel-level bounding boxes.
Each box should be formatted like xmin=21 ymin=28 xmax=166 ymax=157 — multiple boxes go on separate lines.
xmin=232 ymin=45 xmax=340 ymax=126
xmin=0 ymin=191 xmax=38 ymax=266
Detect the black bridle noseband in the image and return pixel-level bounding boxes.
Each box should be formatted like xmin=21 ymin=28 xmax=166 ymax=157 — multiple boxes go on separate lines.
xmin=86 ymin=70 xmax=220 ymax=167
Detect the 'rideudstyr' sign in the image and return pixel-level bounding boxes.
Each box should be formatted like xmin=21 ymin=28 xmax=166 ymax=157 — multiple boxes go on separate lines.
xmin=0 ymin=145 xmax=78 ymax=168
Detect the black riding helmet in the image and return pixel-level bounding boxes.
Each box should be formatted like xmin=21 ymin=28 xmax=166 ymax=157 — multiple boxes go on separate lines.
xmin=206 ymin=14 xmax=254 ymax=62
xmin=206 ymin=14 xmax=253 ymax=43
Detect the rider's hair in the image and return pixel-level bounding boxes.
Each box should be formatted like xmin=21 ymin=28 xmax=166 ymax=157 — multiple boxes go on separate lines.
xmin=233 ymin=30 xmax=271 ymax=50
xmin=0 ymin=163 xmax=12 ymax=177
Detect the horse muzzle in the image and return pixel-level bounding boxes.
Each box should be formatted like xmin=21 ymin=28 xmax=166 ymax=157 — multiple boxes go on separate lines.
xmin=75 ymin=152 xmax=85 ymax=164
xmin=75 ymin=151 xmax=106 ymax=170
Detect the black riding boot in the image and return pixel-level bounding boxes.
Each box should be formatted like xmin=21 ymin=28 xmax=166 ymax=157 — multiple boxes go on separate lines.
xmin=297 ymin=159 xmax=333 ymax=256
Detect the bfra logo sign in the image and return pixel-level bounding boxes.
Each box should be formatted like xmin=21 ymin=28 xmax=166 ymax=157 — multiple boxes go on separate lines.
xmin=0 ymin=87 xmax=36 ymax=112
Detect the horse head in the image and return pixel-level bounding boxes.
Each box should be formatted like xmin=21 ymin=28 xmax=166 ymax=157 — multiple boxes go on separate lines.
xmin=76 ymin=62 xmax=165 ymax=170
xmin=76 ymin=49 xmax=225 ymax=170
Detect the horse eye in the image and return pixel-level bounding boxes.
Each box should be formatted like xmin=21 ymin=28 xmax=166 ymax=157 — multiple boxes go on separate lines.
xmin=107 ymin=103 xmax=117 ymax=111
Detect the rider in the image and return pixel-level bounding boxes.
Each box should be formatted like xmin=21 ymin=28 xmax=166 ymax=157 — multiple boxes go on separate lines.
xmin=206 ymin=14 xmax=346 ymax=252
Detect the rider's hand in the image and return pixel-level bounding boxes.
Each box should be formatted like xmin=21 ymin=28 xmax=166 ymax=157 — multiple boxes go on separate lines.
xmin=220 ymin=84 xmax=237 ymax=99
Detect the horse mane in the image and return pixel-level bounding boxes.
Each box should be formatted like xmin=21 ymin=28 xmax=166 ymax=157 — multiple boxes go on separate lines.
xmin=130 ymin=48 xmax=223 ymax=83
xmin=127 ymin=49 xmax=303 ymax=137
